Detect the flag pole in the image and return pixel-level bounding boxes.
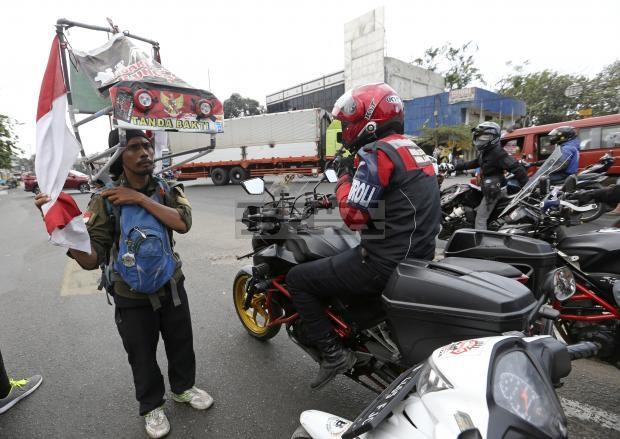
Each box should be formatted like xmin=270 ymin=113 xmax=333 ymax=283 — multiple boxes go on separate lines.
xmin=55 ymin=24 xmax=94 ymax=179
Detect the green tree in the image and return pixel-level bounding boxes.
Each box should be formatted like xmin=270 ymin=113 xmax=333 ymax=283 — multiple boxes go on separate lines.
xmin=496 ymin=65 xmax=590 ymax=125
xmin=585 ymin=60 xmax=620 ymax=116
xmin=417 ymin=124 xmax=475 ymax=152
xmin=223 ymin=93 xmax=264 ymax=118
xmin=0 ymin=115 xmax=22 ymax=169
xmin=414 ymin=41 xmax=485 ymax=91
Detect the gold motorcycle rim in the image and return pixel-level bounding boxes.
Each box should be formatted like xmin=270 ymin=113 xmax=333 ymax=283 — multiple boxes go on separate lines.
xmin=234 ymin=274 xmax=274 ymax=335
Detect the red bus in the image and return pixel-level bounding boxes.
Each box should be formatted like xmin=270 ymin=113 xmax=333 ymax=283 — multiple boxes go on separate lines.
xmin=501 ymin=114 xmax=620 ymax=175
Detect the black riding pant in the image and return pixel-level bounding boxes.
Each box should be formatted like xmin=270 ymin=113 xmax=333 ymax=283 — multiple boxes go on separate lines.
xmin=114 ymin=280 xmax=196 ymax=416
xmin=0 ymin=349 xmax=10 ymax=398
xmin=286 ymin=246 xmax=392 ymax=341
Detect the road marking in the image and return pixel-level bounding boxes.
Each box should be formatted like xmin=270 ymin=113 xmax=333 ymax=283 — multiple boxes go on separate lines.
xmin=60 ymin=259 xmax=101 ymax=296
xmin=561 ymin=397 xmax=620 ymax=432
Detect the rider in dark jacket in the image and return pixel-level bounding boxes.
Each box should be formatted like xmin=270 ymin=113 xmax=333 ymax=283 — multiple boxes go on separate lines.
xmin=286 ymin=83 xmax=440 ymax=389
xmin=448 ymin=122 xmax=528 ymax=229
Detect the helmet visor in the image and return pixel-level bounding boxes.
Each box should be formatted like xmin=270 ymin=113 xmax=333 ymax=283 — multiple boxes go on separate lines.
xmin=332 ymin=91 xmax=358 ymax=120
xmin=474 ymin=134 xmax=494 ymax=143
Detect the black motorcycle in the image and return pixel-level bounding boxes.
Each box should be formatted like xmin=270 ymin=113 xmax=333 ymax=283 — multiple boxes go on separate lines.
xmin=438 ymin=171 xmax=523 ymax=240
xmin=444 ymin=149 xmax=620 ymax=365
xmin=569 ymin=152 xmax=617 ymax=221
xmin=232 ymin=172 xmax=548 ymax=391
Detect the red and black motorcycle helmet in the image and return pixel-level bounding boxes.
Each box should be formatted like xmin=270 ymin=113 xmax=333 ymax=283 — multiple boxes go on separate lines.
xmin=331 ymin=83 xmax=404 ymax=152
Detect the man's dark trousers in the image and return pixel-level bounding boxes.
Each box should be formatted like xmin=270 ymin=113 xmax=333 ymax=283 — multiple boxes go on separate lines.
xmin=286 ymin=246 xmax=392 ymax=339
xmin=114 ymin=280 xmax=196 ymax=415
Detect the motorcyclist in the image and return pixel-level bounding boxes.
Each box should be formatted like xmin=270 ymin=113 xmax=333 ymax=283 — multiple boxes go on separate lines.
xmin=547 ymin=125 xmax=580 ymax=185
xmin=442 ymin=122 xmax=528 ymax=230
xmin=285 ymin=83 xmax=441 ymax=389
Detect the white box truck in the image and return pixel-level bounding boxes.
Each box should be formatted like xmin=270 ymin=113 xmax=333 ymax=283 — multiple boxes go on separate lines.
xmin=167 ymin=108 xmax=336 ymax=185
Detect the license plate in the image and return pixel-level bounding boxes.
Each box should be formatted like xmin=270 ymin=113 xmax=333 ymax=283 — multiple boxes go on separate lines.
xmin=341 ymin=364 xmax=422 ymax=439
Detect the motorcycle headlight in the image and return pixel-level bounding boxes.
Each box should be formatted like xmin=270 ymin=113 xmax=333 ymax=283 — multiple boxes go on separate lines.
xmin=417 ymin=358 xmax=453 ymax=397
xmin=492 ymin=350 xmax=567 ymax=438
xmin=550 ymin=267 xmax=576 ymax=302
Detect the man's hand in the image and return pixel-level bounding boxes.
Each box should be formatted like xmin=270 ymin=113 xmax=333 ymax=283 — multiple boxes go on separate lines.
xmin=101 ymin=187 xmax=147 ymax=206
xmin=438 ymin=163 xmax=455 ymax=172
xmin=332 ymin=155 xmax=354 ymax=177
xmin=34 ymin=192 xmax=52 ymax=216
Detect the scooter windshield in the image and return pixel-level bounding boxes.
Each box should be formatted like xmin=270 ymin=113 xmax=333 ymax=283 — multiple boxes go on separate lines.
xmin=499 ymin=146 xmax=568 ymax=217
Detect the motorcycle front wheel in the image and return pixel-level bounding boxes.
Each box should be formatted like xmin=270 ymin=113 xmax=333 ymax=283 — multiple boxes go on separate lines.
xmin=233 ymin=270 xmax=282 ymax=340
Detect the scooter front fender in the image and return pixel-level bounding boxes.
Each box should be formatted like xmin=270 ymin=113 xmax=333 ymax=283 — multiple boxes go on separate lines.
xmin=299 ymin=410 xmax=356 ymax=439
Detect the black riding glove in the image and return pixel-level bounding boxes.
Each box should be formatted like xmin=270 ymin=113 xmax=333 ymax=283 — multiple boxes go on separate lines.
xmin=332 ymin=155 xmax=354 ymax=177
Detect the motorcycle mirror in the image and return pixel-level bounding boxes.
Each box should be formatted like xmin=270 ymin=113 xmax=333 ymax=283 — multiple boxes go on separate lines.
xmin=457 ymin=429 xmax=483 ymax=439
xmin=563 ymin=175 xmax=577 ymax=192
xmin=542 ymin=267 xmax=576 ymax=302
xmin=324 ymin=169 xmax=338 ymax=183
xmin=241 ymin=178 xmax=265 ymax=195
xmin=538 ymin=176 xmax=550 ymax=196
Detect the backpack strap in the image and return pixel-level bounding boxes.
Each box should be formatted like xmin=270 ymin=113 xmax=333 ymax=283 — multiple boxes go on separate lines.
xmin=170 ymin=277 xmax=181 ymax=307
xmin=153 ymin=177 xmax=182 ymax=308
xmin=97 ymin=197 xmax=121 ymax=306
xmin=148 ymin=294 xmax=162 ymax=311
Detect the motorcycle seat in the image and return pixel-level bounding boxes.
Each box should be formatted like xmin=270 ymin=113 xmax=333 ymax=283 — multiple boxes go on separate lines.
xmin=577 ymin=173 xmax=603 ymax=181
xmin=438 ymin=257 xmax=523 ymax=278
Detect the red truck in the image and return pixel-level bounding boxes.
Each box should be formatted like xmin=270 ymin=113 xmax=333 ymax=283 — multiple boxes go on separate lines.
xmin=23 ymin=170 xmax=90 ymax=194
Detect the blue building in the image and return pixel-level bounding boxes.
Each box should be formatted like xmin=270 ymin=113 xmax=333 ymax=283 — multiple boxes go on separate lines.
xmin=403 ymin=87 xmax=526 ymax=136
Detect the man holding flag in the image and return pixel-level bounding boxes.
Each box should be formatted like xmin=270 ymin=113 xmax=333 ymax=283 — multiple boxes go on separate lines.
xmin=34 ymin=37 xmax=211 ymax=438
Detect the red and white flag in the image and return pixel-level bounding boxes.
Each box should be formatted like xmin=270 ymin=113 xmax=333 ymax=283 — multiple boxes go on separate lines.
xmin=35 ymin=36 xmax=91 ymax=253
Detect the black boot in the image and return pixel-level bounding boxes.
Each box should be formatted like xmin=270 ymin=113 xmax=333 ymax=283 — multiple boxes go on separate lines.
xmin=311 ymin=333 xmax=357 ymax=389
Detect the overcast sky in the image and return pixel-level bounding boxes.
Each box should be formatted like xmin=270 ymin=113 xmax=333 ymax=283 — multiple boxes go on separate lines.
xmin=2 ymin=0 xmax=618 ymax=157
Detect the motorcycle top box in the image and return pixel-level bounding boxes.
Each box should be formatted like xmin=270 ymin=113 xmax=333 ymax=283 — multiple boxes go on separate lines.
xmin=382 ymin=259 xmax=536 ymax=365
xmin=444 ymin=228 xmax=556 ymax=297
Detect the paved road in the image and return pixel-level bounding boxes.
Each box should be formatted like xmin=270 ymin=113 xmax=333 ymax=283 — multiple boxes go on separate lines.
xmin=0 ymin=179 xmax=618 ymax=438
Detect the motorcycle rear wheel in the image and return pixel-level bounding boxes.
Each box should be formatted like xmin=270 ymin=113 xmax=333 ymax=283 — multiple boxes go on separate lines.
xmin=233 ymin=271 xmax=282 ymax=340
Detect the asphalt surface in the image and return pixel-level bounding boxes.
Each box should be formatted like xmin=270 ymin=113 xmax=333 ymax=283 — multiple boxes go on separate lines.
xmin=0 ymin=177 xmax=618 ymax=439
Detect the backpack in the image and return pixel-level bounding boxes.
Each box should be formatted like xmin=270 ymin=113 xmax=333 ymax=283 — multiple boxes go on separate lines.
xmin=99 ymin=177 xmax=180 ymax=309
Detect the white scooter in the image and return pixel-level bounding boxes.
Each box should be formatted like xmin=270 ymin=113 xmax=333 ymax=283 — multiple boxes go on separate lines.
xmin=292 ymin=270 xmax=599 ymax=439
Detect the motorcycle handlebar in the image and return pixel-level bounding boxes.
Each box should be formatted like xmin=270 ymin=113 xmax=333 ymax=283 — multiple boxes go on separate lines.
xmin=566 ymin=342 xmax=600 ymax=361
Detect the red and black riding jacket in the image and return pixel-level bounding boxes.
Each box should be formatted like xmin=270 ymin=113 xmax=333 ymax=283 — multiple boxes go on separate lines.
xmin=336 ymin=134 xmax=441 ymax=270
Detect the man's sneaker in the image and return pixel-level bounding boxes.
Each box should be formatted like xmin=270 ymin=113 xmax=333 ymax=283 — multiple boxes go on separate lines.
xmin=144 ymin=406 xmax=170 ymax=439
xmin=0 ymin=375 xmax=43 ymax=415
xmin=172 ymin=386 xmax=214 ymax=410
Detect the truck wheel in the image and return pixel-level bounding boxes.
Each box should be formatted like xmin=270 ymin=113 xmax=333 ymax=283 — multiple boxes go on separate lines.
xmin=210 ymin=167 xmax=229 ymax=186
xmin=33 ymin=185 xmax=40 ymax=195
xmin=229 ymin=166 xmax=248 ymax=184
